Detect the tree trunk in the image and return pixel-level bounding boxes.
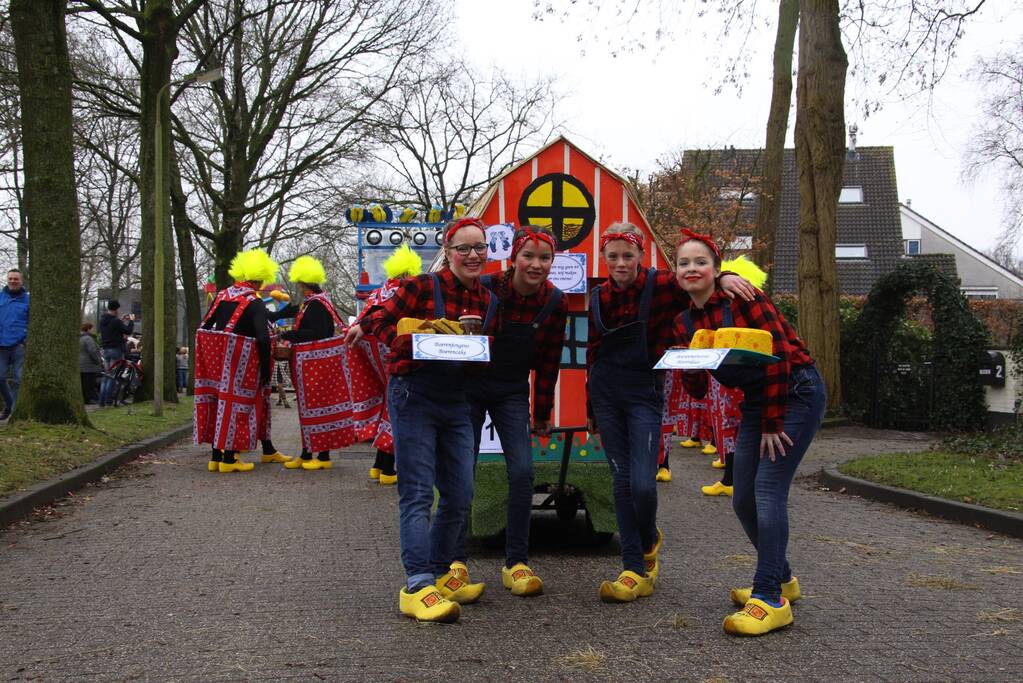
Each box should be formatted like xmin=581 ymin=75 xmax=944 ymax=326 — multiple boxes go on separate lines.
xmin=753 ymin=0 xmax=799 ymax=295
xmin=138 ymin=0 xmax=179 ymax=404
xmin=794 ymin=0 xmax=847 ymax=409
xmin=9 ymin=0 xmax=89 ymax=425
xmin=170 ymin=145 xmax=200 ymax=395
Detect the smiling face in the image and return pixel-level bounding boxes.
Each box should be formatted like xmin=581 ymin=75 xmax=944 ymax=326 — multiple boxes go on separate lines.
xmin=6 ymin=270 xmax=22 ymax=292
xmin=445 ymin=225 xmax=487 ymax=283
xmin=602 ymin=240 xmax=643 ymax=289
xmin=512 ymin=238 xmax=554 ymax=292
xmin=675 ymin=239 xmax=720 ymax=296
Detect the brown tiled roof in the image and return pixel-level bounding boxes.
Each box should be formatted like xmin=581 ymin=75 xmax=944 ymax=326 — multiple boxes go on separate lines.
xmin=680 ymin=146 xmax=904 ymax=295
xmin=905 ymin=253 xmax=959 ymax=281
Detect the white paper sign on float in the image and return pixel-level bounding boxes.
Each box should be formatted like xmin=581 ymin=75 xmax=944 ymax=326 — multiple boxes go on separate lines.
xmin=486 ymin=223 xmax=514 ymax=261
xmin=478 ymin=411 xmax=503 ymax=453
xmin=654 ymin=348 xmax=729 ymax=370
xmin=548 ymin=253 xmax=587 ymax=293
xmin=412 ymin=334 xmax=491 ymax=362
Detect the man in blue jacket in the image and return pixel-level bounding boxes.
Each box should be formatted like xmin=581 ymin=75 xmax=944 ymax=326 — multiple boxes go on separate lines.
xmin=0 ymin=268 xmax=29 ymax=419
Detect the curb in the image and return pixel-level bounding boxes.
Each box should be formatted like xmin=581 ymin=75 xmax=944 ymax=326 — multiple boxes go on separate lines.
xmin=0 ymin=422 xmax=193 ymax=529
xmin=820 ymin=466 xmax=1023 ymax=539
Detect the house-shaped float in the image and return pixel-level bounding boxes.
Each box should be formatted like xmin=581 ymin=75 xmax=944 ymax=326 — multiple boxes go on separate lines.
xmin=470 ymin=135 xmax=675 ymax=428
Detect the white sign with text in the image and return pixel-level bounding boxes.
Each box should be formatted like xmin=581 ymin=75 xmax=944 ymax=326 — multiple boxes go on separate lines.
xmin=548 ymin=253 xmax=588 ymax=293
xmin=654 ymin=348 xmax=729 ymax=370
xmin=478 ymin=411 xmax=503 ymax=453
xmin=412 ymin=334 xmax=491 ymax=362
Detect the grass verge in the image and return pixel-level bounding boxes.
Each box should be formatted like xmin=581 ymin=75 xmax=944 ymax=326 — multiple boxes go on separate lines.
xmin=0 ymin=398 xmax=193 ymax=498
xmin=471 ymin=460 xmax=616 ymax=536
xmin=839 ymin=451 xmax=1023 ymax=513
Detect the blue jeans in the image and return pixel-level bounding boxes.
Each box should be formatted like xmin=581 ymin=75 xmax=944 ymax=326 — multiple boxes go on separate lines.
xmin=466 ymin=377 xmax=534 ymax=567
xmin=589 ymin=365 xmax=662 ymax=575
xmin=389 ymin=374 xmax=476 ymax=591
xmin=732 ymin=365 xmax=826 ymax=603
xmin=99 ymin=347 xmax=124 ymax=406
xmin=176 ymin=368 xmax=187 ymax=391
xmin=0 ymin=343 xmax=25 ymax=414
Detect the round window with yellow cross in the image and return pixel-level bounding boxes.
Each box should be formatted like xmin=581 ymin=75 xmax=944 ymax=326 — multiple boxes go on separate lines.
xmin=517 ymin=173 xmax=596 ymax=250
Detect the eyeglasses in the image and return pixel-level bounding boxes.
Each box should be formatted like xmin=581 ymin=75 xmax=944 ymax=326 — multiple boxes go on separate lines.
xmin=448 ymin=243 xmax=488 ymax=256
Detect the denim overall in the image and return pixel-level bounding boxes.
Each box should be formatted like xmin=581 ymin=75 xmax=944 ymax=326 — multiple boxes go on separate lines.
xmin=462 ymin=277 xmax=563 ymax=566
xmin=588 ymin=269 xmax=661 ymax=575
xmin=388 ymin=273 xmax=498 ymax=591
xmin=681 ymin=300 xmax=826 ymax=602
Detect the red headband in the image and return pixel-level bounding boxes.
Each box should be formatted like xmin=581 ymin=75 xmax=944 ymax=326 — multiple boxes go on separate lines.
xmin=599 ymin=231 xmax=645 ymax=252
xmin=444 ymin=217 xmax=485 ymax=243
xmin=678 ymin=228 xmax=721 ymax=258
xmin=511 ymin=228 xmax=557 ymax=260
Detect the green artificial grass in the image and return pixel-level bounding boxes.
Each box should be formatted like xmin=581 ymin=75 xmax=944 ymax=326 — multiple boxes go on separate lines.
xmin=839 ymin=451 xmax=1023 ymax=513
xmin=471 ymin=460 xmax=617 ymax=537
xmin=0 ymin=398 xmax=193 ymax=498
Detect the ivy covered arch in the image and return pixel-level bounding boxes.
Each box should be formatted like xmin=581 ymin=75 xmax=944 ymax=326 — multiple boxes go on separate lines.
xmin=843 ymin=261 xmax=989 ymax=431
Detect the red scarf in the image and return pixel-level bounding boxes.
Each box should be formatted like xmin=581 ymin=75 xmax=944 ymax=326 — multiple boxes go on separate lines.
xmin=599 ymin=231 xmax=644 ymax=251
xmin=677 ymin=228 xmax=721 ymax=259
xmin=510 ymin=227 xmax=557 ymax=260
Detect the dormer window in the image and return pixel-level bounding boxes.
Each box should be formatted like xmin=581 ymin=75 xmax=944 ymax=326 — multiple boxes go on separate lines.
xmin=836 ymin=244 xmax=868 ymax=259
xmin=839 ymin=186 xmax=864 ymax=203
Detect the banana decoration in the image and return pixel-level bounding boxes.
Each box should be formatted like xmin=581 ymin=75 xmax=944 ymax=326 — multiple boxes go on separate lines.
xmin=345 ymin=206 xmax=364 ymax=224
xmin=427 ymin=205 xmax=443 ymax=223
xmin=397 ymin=207 xmax=417 ymax=223
xmin=368 ymin=204 xmax=393 ymax=222
xmin=396 ymin=318 xmax=465 ymax=336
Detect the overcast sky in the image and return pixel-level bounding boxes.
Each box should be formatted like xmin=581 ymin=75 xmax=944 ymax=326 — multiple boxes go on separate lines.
xmin=455 ymin=1 xmax=1019 ymax=256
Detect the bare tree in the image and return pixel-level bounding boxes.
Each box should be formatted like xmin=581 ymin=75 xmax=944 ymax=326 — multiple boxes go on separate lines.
xmin=172 ymin=0 xmax=446 ymax=286
xmin=0 ymin=20 xmax=26 ymax=273
xmin=10 ymin=0 xmax=89 ymax=425
xmin=964 ymin=40 xmax=1023 ymax=261
xmin=76 ymin=114 xmax=142 ymax=301
xmin=795 ymin=0 xmax=847 ymax=409
xmin=365 ymin=59 xmax=559 ymax=210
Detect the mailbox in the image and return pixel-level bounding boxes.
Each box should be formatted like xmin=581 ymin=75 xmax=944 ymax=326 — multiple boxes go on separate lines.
xmin=978 ymin=351 xmax=1006 ymax=388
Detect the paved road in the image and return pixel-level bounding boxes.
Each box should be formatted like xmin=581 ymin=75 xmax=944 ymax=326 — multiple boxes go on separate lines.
xmin=1 ymin=407 xmax=1020 ymax=682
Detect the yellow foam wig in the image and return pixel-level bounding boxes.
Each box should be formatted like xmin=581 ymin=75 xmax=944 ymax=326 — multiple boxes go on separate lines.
xmin=228 ymin=248 xmax=279 ymax=287
xmin=288 ymin=255 xmax=327 ymax=285
xmin=721 ymin=255 xmax=768 ymax=290
xmin=383 ymin=244 xmax=422 ymax=279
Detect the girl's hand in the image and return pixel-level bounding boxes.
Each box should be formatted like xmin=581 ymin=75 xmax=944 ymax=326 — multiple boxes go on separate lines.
xmin=586 ymin=418 xmax=599 ymax=435
xmin=719 ymin=273 xmax=756 ymax=301
xmin=532 ymin=418 xmax=552 ymax=437
xmin=760 ymin=431 xmax=794 ymax=462
xmin=344 ymin=325 xmax=364 ymax=346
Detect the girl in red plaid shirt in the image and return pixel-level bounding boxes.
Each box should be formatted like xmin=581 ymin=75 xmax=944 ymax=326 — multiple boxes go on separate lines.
xmin=457 ymin=225 xmax=567 ymax=599
xmin=347 ymin=218 xmax=498 ymax=624
xmin=674 ymin=230 xmax=826 ymax=637
xmin=586 ymin=222 xmax=755 ymax=603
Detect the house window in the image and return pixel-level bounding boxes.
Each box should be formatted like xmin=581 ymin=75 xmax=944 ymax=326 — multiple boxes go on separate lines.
xmin=835 ymin=244 xmax=868 ymax=259
xmin=561 ymin=313 xmax=588 ymax=368
xmin=728 ymin=235 xmax=753 ymax=250
xmin=839 ymin=186 xmax=864 ymax=203
xmin=905 ymin=239 xmax=921 ymax=255
xmin=961 ymin=286 xmax=998 ymax=300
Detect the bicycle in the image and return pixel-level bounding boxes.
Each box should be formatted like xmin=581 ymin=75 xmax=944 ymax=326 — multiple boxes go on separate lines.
xmin=105 ymin=355 xmax=143 ymax=406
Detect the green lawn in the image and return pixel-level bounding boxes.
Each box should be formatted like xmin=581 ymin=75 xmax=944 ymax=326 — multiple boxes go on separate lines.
xmin=0 ymin=398 xmax=193 ymax=498
xmin=471 ymin=460 xmax=617 ymax=536
xmin=839 ymin=451 xmax=1023 ymax=513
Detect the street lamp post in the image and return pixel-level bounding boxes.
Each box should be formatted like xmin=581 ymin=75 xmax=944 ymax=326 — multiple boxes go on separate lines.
xmin=153 ymin=66 xmax=223 ymax=416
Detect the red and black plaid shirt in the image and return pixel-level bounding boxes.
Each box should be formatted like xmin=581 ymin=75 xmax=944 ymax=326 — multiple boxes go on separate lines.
xmin=360 ymin=268 xmax=495 ymax=376
xmin=586 ymin=268 xmax=689 ymax=417
xmin=676 ymin=289 xmax=814 ymax=433
xmin=586 ymin=268 xmax=689 ymax=369
xmin=488 ymin=269 xmax=568 ymax=422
